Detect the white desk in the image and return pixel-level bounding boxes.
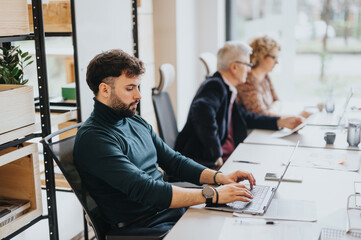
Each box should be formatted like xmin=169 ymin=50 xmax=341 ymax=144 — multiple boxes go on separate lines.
xmin=244 ymin=126 xmax=361 ymax=151
xmin=164 ymin=144 xmax=361 ymax=240
xmin=306 ymin=110 xmax=361 ymax=127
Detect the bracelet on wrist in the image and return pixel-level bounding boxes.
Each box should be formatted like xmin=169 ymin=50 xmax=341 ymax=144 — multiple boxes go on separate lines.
xmin=213 ymin=171 xmax=222 ymax=186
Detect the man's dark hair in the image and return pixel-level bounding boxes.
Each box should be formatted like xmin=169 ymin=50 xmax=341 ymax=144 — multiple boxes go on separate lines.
xmin=86 ymin=49 xmax=145 ymax=95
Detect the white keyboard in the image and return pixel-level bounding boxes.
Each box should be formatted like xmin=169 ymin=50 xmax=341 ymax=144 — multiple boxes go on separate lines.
xmin=226 ymin=185 xmax=270 ymax=211
xmin=320 ymin=228 xmax=361 ymax=240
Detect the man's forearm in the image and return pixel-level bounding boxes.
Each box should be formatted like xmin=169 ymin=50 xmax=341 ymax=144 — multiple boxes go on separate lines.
xmin=199 ymin=168 xmax=233 ymax=186
xmin=199 ymin=168 xmax=226 ymax=185
xmin=169 ymin=186 xmax=205 ymax=208
xmin=169 ymin=169 xmax=219 ymax=208
xmin=170 ymin=168 xmax=219 ymax=208
xmin=169 ymin=169 xmax=256 ymax=208
xmin=199 ymin=168 xmax=216 ymax=184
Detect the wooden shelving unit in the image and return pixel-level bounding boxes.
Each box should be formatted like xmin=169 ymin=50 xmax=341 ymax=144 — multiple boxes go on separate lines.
xmin=0 ymin=0 xmax=30 ymax=37
xmin=0 ymin=0 xmax=80 ymax=239
xmin=1 ymin=0 xmax=139 ymax=239
xmin=0 ymin=85 xmax=35 ymax=135
xmin=0 ymin=110 xmax=77 ymax=147
xmin=0 ymin=143 xmax=42 ymax=238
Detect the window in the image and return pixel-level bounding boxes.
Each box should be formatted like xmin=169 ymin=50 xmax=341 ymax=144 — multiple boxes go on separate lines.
xmin=233 ymin=0 xmax=361 ymax=101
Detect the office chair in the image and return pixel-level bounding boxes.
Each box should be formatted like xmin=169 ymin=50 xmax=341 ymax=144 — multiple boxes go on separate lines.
xmin=152 ymin=64 xmax=205 ymax=186
xmin=199 ymin=52 xmax=217 ymax=77
xmin=152 ymin=63 xmax=178 ymax=150
xmin=41 ymin=123 xmax=168 ymax=240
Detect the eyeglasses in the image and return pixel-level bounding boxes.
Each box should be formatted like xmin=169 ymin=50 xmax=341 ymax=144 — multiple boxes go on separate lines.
xmin=266 ymin=55 xmax=279 ymax=62
xmin=234 ymin=61 xmax=253 ymax=68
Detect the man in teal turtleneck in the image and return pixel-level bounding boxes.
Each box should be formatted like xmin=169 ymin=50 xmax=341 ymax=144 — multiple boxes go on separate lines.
xmin=74 ymin=49 xmax=256 ymax=233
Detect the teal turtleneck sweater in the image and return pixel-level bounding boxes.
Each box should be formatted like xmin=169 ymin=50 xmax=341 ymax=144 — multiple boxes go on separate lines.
xmin=74 ymin=99 xmax=206 ymax=225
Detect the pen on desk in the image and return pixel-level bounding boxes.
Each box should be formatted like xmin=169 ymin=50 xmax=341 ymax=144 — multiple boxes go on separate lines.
xmin=239 ymin=220 xmax=276 ymax=225
xmin=232 ymin=160 xmax=260 ymax=164
xmin=266 ymin=221 xmax=276 ymax=225
xmin=232 ymin=213 xmax=278 ymax=224
xmin=235 ymin=218 xmax=277 ymax=225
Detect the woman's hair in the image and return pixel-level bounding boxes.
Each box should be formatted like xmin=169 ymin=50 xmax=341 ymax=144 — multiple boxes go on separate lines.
xmin=249 ymin=36 xmax=281 ymax=68
xmin=217 ymin=41 xmax=252 ymax=71
xmin=86 ymin=49 xmax=145 ymax=95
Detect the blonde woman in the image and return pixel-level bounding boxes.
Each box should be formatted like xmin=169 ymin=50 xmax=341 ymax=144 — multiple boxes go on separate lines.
xmin=236 ymin=35 xmax=282 ymax=116
xmin=237 ymin=36 xmax=310 ymax=118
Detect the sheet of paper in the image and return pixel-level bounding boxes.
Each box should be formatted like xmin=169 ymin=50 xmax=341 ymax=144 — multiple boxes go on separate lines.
xmin=286 ymin=150 xmax=361 ymax=172
xmin=271 ymin=121 xmax=307 ymax=138
xmin=219 ymin=217 xmax=318 ymax=240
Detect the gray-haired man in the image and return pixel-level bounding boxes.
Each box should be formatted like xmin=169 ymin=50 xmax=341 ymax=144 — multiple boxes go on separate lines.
xmin=175 ymin=41 xmax=303 ymax=168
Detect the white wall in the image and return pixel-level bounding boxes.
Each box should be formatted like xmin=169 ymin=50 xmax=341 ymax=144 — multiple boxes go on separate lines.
xmin=197 ymin=0 xmax=225 ymax=54
xmin=153 ymin=0 xmax=225 ymax=130
xmin=137 ymin=1 xmax=158 ymax=128
xmin=74 ymin=0 xmax=133 ymax=120
xmin=153 ymin=0 xmax=177 ymax=128
xmin=175 ymin=0 xmax=199 ymax=129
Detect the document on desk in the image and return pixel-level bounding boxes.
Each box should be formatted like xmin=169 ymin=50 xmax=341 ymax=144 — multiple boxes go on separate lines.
xmin=219 ymin=217 xmax=318 ymax=240
xmin=271 ymin=121 xmax=307 ymax=138
xmin=287 ymin=149 xmax=361 ymax=172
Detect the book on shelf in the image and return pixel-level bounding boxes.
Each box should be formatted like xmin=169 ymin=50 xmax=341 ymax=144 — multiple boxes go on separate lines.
xmin=0 ymin=198 xmax=31 ymax=228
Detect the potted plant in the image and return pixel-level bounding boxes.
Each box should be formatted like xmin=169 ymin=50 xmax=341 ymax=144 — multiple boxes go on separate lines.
xmin=0 ymin=46 xmax=35 ymax=135
xmin=0 ymin=46 xmax=33 ymax=85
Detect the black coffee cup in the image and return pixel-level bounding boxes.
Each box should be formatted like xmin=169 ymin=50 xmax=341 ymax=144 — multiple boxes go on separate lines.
xmin=324 ymin=132 xmax=336 ymax=144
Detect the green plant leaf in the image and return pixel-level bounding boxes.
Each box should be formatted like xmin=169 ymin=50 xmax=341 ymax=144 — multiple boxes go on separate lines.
xmin=10 ymin=68 xmax=19 ymax=77
xmin=25 ymin=60 xmax=34 ymax=67
xmin=9 ymin=62 xmax=17 ymax=69
xmin=9 ymin=55 xmax=17 ymax=64
xmin=24 ymin=55 xmax=32 ymax=62
xmin=21 ymin=52 xmax=28 ymax=58
xmin=2 ymin=68 xmax=10 ymax=77
xmin=0 ymin=46 xmax=32 ymax=85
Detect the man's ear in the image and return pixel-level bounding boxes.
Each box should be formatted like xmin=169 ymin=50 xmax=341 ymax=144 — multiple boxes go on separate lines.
xmin=229 ymin=62 xmax=238 ymax=75
xmin=98 ymin=82 xmax=111 ymax=98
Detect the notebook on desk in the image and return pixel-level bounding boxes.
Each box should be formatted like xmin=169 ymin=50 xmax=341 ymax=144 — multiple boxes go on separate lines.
xmin=308 ymin=89 xmax=353 ymax=127
xmin=205 ymin=142 xmax=299 ymax=215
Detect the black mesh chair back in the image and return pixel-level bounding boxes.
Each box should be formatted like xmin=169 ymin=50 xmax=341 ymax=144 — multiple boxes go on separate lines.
xmin=152 ymin=64 xmax=178 ymax=149
xmin=41 ymin=123 xmax=168 ymax=240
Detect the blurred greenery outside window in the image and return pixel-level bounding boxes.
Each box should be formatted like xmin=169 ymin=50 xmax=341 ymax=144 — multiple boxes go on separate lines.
xmin=235 ymin=0 xmax=361 ymax=99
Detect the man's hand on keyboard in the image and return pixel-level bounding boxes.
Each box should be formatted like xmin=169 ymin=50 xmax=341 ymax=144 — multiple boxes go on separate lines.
xmin=216 ymin=183 xmax=253 ymax=204
xmin=216 ymin=170 xmax=256 ymax=189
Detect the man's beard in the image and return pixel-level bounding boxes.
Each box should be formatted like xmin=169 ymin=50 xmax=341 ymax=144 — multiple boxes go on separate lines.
xmin=109 ymin=92 xmax=138 ymax=118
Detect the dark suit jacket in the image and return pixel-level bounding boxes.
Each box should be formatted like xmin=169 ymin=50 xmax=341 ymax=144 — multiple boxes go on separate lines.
xmin=175 ymin=72 xmax=279 ymax=167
